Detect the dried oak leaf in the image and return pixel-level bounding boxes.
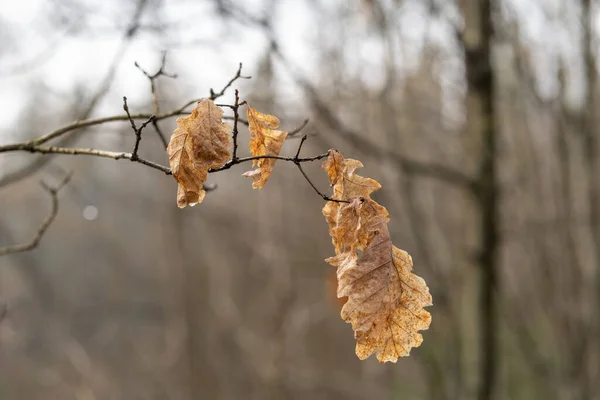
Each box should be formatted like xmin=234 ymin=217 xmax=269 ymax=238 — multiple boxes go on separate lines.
xmin=327 ymin=213 xmax=432 ymax=362
xmin=322 ymin=150 xmax=431 ymax=362
xmin=242 ymin=105 xmax=288 ymax=189
xmin=167 ymin=99 xmax=231 ymax=208
xmin=322 ymin=150 xmax=384 ymax=254
xmin=322 ymin=150 xmax=381 ymax=201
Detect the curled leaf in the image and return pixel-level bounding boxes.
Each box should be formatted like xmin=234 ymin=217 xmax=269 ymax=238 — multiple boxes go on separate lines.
xmin=242 ymin=105 xmax=288 ymax=189
xmin=167 ymin=99 xmax=231 ymax=208
xmin=322 ymin=150 xmax=381 ymax=201
xmin=322 ymin=150 xmax=385 ymax=253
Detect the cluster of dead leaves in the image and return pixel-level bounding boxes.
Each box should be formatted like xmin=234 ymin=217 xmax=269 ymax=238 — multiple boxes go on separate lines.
xmin=166 ymin=98 xmax=432 ymax=362
xmin=167 ymin=100 xmax=287 ymax=207
xmin=322 ymin=150 xmax=432 ymax=363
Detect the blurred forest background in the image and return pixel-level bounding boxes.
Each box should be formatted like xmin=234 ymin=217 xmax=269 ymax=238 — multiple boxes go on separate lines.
xmin=1 ymin=0 xmax=600 ymax=399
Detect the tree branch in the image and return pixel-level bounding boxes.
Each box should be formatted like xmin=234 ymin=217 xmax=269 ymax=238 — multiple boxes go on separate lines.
xmin=134 ymin=50 xmax=178 ymax=114
xmin=3 ymin=144 xmax=171 ymax=174
xmin=0 ymin=0 xmax=149 ymax=189
xmin=0 ymin=173 xmax=72 ymax=256
xmin=292 ymin=139 xmax=349 ymax=203
xmin=0 ymin=60 xmax=344 ymax=215
xmin=134 ymin=51 xmax=178 ymax=147
xmin=209 ymin=62 xmax=251 ymax=100
xmin=122 ymin=96 xmax=156 ymax=161
xmin=258 ymin=25 xmax=478 ymax=191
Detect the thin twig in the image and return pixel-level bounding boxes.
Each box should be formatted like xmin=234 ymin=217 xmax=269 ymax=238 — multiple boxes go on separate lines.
xmin=0 ymin=62 xmax=338 ymax=207
xmin=292 ymin=137 xmax=349 ymax=203
xmin=122 ymin=96 xmax=155 ymax=161
xmin=4 ymin=141 xmax=332 ymax=178
xmin=209 ymin=63 xmax=251 ymax=100
xmin=231 ymin=90 xmax=241 ymax=161
xmin=134 ymin=51 xmax=178 ymax=114
xmin=6 ymin=144 xmax=171 ymax=174
xmin=211 ymin=152 xmax=329 ymax=173
xmin=289 ymin=119 xmax=309 ymax=137
xmin=0 ymin=103 xmax=247 ymax=155
xmin=0 ymin=173 xmax=72 ymax=256
xmin=134 ymin=51 xmax=177 ymax=145
xmin=152 ymin=119 xmax=169 ymax=148
xmin=0 ymin=0 xmax=149 ymax=190
xmin=263 ymin=30 xmax=478 ymax=191
xmin=294 ymin=134 xmax=308 ymax=159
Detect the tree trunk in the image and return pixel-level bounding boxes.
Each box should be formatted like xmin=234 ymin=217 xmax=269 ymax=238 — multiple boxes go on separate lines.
xmin=459 ymin=1 xmax=499 ymax=399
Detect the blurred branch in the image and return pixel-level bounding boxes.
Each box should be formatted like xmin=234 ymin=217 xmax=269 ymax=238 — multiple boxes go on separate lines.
xmin=288 ymin=119 xmax=309 ymax=137
xmin=212 ymin=1 xmax=476 ymax=191
xmin=134 ymin=50 xmax=178 ymax=147
xmin=269 ymin=37 xmax=476 ymax=191
xmin=0 ymin=173 xmax=72 ymax=256
xmin=293 ymin=64 xmax=475 ymax=190
xmin=209 ymin=62 xmax=251 ymax=100
xmin=135 ymin=50 xmax=178 ymax=114
xmin=0 ymin=0 xmax=150 ymax=190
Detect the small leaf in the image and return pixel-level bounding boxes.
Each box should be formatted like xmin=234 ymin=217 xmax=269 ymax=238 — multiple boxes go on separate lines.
xmin=322 ymin=150 xmax=385 ymax=253
xmin=243 ymin=105 xmax=288 ymax=189
xmin=167 ymin=99 xmax=231 ymax=208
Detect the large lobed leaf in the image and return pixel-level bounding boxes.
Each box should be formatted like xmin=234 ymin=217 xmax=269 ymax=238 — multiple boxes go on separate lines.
xmin=322 ymin=150 xmax=432 ymax=362
xmin=167 ymin=99 xmax=231 ymax=208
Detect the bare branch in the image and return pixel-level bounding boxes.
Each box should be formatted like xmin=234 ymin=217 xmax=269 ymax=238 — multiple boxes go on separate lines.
xmin=134 ymin=51 xmax=178 ymax=146
xmin=259 ymin=30 xmax=478 ymax=192
xmin=292 ymin=140 xmax=349 ymax=204
xmin=0 ymin=173 xmax=72 ymax=256
xmin=0 ymin=62 xmax=338 ymax=208
xmin=152 ymin=120 xmax=169 ymax=149
xmin=4 ymin=144 xmax=171 ymax=174
xmin=0 ymin=64 xmax=251 ymax=158
xmin=294 ymin=134 xmax=308 ymax=159
xmin=209 ymin=63 xmax=251 ymax=100
xmin=231 ymin=90 xmax=241 ymax=161
xmin=0 ymin=0 xmax=150 ymax=189
xmin=289 ymin=119 xmax=309 ymax=137
xmin=1 ymin=139 xmax=332 ymax=181
xmin=122 ymin=96 xmax=156 ymax=161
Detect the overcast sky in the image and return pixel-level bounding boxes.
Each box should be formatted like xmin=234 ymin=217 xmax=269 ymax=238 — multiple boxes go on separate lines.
xmin=0 ymin=0 xmax=594 ymax=145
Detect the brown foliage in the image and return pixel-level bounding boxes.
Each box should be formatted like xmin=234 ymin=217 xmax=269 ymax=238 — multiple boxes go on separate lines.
xmin=165 ymin=103 xmax=431 ymax=363
xmin=167 ymin=99 xmax=232 ymax=208
xmin=322 ymin=151 xmax=432 ymax=362
xmin=242 ymin=105 xmax=288 ymax=189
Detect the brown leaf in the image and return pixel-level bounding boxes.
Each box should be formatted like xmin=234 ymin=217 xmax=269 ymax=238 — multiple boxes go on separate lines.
xmin=322 ymin=150 xmax=385 ymax=254
xmin=322 ymin=150 xmax=432 ymax=362
xmin=167 ymin=99 xmax=231 ymax=208
xmin=242 ymin=105 xmax=288 ymax=189
xmin=327 ymin=211 xmax=432 ymax=362
xmin=322 ymin=150 xmax=381 ymax=201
